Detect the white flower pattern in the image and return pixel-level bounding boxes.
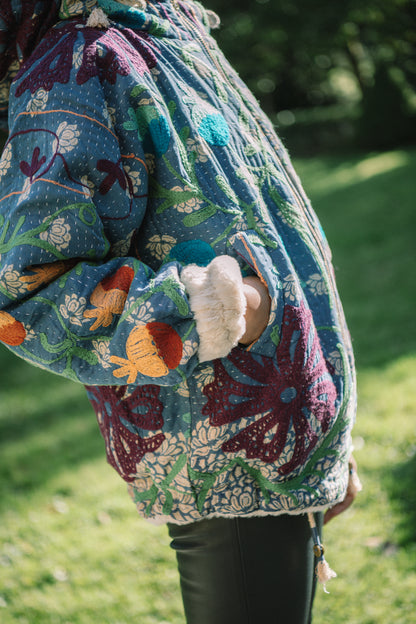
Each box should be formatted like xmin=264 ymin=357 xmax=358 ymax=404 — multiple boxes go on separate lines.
xmin=59 ymin=294 xmax=87 ymax=326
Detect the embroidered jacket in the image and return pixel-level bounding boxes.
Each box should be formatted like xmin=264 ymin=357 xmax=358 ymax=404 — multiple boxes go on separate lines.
xmin=0 ymin=0 xmax=356 ymax=524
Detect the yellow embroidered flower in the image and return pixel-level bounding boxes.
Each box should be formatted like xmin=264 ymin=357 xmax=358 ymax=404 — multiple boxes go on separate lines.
xmin=110 ymin=322 xmax=183 ymax=383
xmin=171 ymin=185 xmax=203 ymax=213
xmin=124 ymin=166 xmax=143 ymax=194
xmin=145 ymin=234 xmax=176 ymax=261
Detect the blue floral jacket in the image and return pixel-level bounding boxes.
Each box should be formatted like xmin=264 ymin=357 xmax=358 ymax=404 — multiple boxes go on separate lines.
xmin=0 ymin=0 xmax=356 ymax=523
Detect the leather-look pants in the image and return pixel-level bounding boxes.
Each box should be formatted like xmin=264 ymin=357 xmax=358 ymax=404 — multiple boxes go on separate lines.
xmin=168 ymin=513 xmax=323 ymax=624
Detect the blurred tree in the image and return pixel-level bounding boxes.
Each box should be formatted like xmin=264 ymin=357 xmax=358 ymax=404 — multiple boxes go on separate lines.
xmin=206 ymin=0 xmax=416 ymax=149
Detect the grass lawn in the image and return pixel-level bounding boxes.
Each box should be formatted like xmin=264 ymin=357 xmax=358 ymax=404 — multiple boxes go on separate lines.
xmin=1 ymin=148 xmax=415 ymax=623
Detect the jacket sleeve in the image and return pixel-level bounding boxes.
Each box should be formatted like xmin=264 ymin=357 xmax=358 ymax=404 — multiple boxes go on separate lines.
xmin=0 ymin=28 xmax=245 ymax=386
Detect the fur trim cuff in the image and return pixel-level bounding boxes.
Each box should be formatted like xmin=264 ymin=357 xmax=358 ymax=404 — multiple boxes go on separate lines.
xmin=181 ymin=256 xmax=246 ymax=362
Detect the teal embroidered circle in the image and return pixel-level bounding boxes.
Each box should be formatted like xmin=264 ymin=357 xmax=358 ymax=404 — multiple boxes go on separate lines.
xmin=168 ymin=240 xmax=216 ymax=267
xmin=198 ymin=114 xmax=230 ymax=146
xmin=145 ymin=115 xmax=171 ymax=157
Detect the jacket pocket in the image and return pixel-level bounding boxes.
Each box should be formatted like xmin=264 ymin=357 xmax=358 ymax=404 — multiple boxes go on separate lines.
xmin=229 ymin=230 xmax=284 ymax=359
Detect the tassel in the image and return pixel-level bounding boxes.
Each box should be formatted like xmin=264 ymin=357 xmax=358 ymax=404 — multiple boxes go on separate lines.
xmin=307 ymin=512 xmax=337 ymax=593
xmin=86 ymin=7 xmax=111 ymax=28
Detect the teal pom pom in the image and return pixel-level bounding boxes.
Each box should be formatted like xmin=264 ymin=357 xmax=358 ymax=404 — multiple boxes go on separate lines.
xmin=168 ymin=240 xmax=216 ymax=267
xmin=198 ymin=114 xmax=230 ymax=146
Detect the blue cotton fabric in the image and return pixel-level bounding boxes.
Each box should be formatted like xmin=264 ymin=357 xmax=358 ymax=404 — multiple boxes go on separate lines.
xmin=0 ymin=0 xmax=356 ymax=523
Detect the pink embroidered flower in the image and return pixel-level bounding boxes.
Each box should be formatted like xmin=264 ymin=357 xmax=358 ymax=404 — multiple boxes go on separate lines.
xmin=202 ymin=302 xmax=337 ymax=475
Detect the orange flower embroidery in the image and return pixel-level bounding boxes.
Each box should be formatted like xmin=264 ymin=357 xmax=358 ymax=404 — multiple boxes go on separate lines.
xmin=84 ymin=266 xmax=135 ymax=331
xmin=0 ymin=311 xmax=26 ymax=346
xmin=20 ymin=260 xmax=76 ymax=291
xmin=110 ymin=322 xmax=183 ymax=383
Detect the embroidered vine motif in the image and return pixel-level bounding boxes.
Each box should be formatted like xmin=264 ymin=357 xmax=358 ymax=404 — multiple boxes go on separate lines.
xmin=87 ymin=383 xmax=165 ymax=481
xmin=203 ymin=302 xmax=337 ymax=474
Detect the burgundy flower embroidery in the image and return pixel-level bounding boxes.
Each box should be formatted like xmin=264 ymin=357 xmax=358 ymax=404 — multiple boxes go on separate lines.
xmin=202 ymin=302 xmax=337 ymax=475
xmin=77 ymin=27 xmax=157 ymax=85
xmin=87 ymin=384 xmax=165 ymax=482
xmin=20 ymin=146 xmax=46 ymax=180
xmin=97 ymin=158 xmax=129 ymax=195
xmin=15 ymin=23 xmax=78 ymax=96
xmin=15 ymin=21 xmax=157 ymax=97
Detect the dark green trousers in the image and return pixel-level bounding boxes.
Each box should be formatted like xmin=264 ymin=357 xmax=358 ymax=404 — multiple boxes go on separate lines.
xmin=168 ymin=513 xmax=323 ymax=624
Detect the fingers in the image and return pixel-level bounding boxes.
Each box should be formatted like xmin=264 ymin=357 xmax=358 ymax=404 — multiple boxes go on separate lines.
xmin=324 ymin=456 xmax=362 ymax=525
xmin=239 ymin=277 xmax=271 ymax=345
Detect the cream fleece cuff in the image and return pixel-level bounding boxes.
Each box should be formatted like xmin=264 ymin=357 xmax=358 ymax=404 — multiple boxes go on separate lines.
xmin=181 ymin=256 xmax=246 ymax=362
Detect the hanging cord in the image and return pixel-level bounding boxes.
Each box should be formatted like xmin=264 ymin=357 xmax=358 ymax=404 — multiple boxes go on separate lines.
xmin=307 ymin=512 xmax=337 ymax=593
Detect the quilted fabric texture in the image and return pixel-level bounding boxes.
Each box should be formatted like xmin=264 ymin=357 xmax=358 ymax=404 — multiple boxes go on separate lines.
xmin=0 ymin=0 xmax=356 ymax=523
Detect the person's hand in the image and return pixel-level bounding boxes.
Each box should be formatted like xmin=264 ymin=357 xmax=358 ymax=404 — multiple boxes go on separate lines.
xmin=239 ymin=276 xmax=271 ymax=345
xmin=324 ymin=455 xmax=362 ymax=524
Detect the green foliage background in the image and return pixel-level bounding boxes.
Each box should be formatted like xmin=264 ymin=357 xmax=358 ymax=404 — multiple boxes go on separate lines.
xmin=206 ymin=0 xmax=416 ymax=151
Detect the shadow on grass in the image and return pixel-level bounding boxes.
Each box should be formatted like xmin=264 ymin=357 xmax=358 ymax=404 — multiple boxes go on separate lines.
xmin=383 ymin=452 xmax=416 ymax=546
xmin=0 ymin=346 xmax=104 ymax=507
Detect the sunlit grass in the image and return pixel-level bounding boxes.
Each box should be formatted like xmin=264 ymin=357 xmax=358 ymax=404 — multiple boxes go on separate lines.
xmin=1 ymin=148 xmax=415 ymax=623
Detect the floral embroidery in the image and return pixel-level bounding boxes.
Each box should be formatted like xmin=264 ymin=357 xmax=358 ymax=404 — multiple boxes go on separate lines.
xmin=145 ymin=234 xmax=176 ymax=261
xmin=87 ymin=384 xmax=165 ymax=482
xmin=26 ymin=88 xmax=49 ymax=114
xmin=203 ymin=303 xmax=337 ymax=474
xmin=110 ymin=322 xmax=183 ymax=383
xmin=124 ymin=297 xmax=154 ymax=325
xmin=172 ymin=185 xmax=203 ymax=213
xmin=19 ymin=261 xmax=76 ymax=292
xmin=0 ymin=0 xmax=355 ymax=524
xmin=194 ymin=364 xmax=214 ymax=390
xmin=0 ymin=143 xmax=12 ymax=178
xmin=55 ymin=122 xmax=80 ymax=154
xmin=307 ymin=272 xmax=328 ymax=296
xmin=59 ymin=293 xmax=87 ymax=326
xmin=91 ymin=339 xmax=112 ymax=369
xmin=282 ymin=274 xmax=301 ymax=304
xmin=328 ymin=350 xmax=343 ymax=376
xmin=84 ymin=266 xmax=135 ymax=330
xmin=39 ymin=217 xmax=71 ymax=251
xmin=0 ymin=264 xmax=28 ymax=297
xmin=186 ymin=137 xmax=209 ymax=163
xmin=180 ymin=339 xmax=198 ymax=365
xmin=123 ymin=166 xmax=143 ymax=195
xmin=0 ymin=311 xmax=26 ymax=346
